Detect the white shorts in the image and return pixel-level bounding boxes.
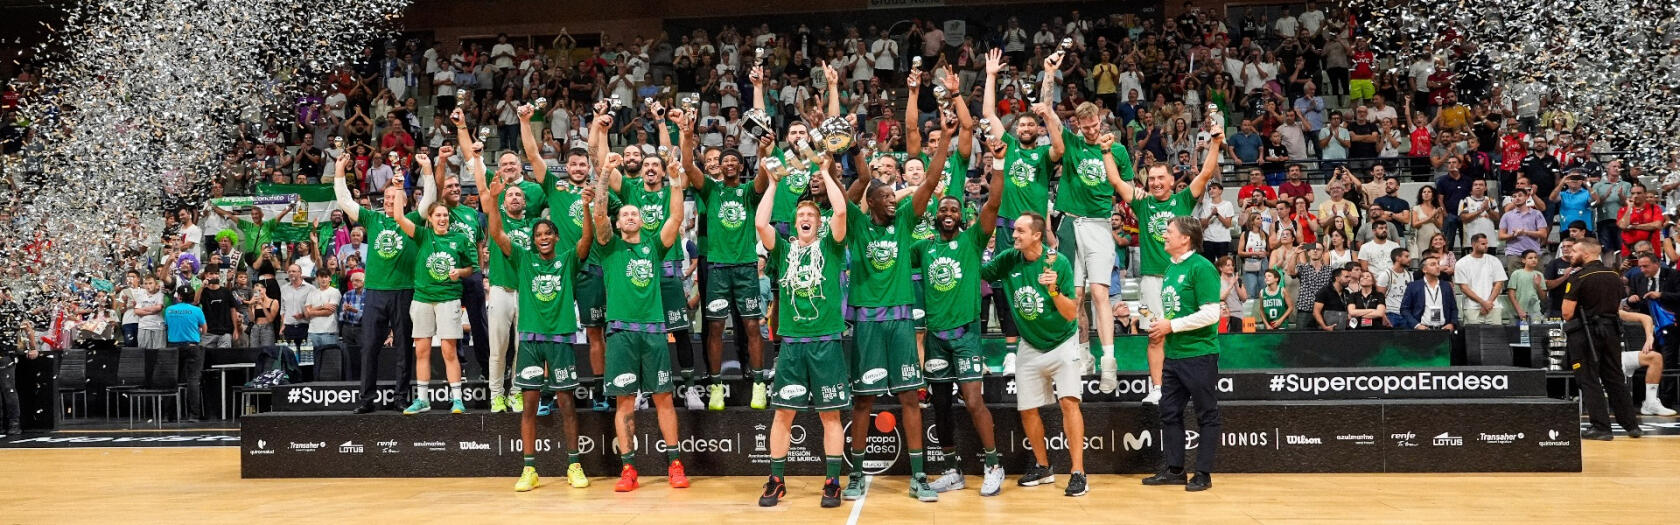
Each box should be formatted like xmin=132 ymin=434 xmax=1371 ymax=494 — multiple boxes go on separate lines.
xmin=1070 ymin=217 xmax=1116 ymax=288
xmin=1623 ymin=351 xmax=1643 ymax=378
xmin=1138 ymin=275 xmax=1164 ymax=316
xmin=410 ymin=299 xmax=464 ymax=339
xmin=1015 ymin=336 xmax=1085 ymax=410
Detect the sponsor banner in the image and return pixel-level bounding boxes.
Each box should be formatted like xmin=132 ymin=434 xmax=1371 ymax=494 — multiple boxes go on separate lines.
xmin=271 ymin=381 xmax=493 ymax=411
xmin=241 ymin=398 xmax=1580 ymax=478
xmin=976 ymin=367 xmax=1544 ymax=405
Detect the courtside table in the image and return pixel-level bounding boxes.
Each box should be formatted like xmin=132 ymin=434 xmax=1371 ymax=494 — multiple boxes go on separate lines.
xmin=208 ymin=363 xmax=256 ymax=420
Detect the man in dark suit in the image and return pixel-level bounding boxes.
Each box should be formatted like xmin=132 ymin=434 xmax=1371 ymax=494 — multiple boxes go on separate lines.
xmin=1627 ymin=252 xmax=1680 ymax=364
xmin=1400 ymin=255 xmax=1459 ymax=330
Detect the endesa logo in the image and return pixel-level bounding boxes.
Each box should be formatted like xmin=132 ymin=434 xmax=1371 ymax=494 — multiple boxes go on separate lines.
xmin=842 ymin=411 xmax=903 ymax=475
xmin=655 ymin=436 xmax=738 ymax=454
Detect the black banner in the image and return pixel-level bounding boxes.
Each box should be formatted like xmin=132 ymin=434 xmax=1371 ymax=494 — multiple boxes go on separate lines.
xmin=241 ymin=398 xmax=1580 ymax=478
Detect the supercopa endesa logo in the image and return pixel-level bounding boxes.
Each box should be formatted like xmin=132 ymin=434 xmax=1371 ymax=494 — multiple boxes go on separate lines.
xmin=841 ymin=411 xmax=903 ymax=475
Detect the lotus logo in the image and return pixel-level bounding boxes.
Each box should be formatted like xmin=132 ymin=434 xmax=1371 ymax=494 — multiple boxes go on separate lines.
xmin=924 ymin=359 xmax=950 ymax=372
xmin=519 ymin=366 xmax=545 ymax=380
xmin=861 ymin=368 xmax=888 ymax=384
xmin=778 ymin=385 xmax=807 ymax=399
xmin=613 ymin=373 xmax=638 ymax=388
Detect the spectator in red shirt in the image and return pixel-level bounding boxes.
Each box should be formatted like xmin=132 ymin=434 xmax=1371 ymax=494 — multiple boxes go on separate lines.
xmin=1238 ymin=168 xmax=1278 ymax=205
xmin=379 ymin=113 xmax=415 ymax=167
xmin=1278 ymin=164 xmax=1315 ymax=204
xmin=1408 ymin=112 xmax=1434 ymax=177
xmin=1619 ymin=183 xmax=1664 ymax=258
xmin=1348 ymin=37 xmax=1376 ymax=103
xmin=1497 ymin=126 xmax=1528 ymax=197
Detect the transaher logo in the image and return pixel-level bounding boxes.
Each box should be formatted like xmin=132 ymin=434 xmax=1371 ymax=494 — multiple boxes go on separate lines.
xmin=1267 ymin=372 xmax=1511 ymax=395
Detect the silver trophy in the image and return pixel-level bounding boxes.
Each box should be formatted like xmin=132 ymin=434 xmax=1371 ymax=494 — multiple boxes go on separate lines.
xmin=1021 ymin=81 xmax=1036 ymax=103
xmin=816 ymin=116 xmax=856 ymax=153
xmin=533 ymin=97 xmax=548 ymax=112
xmin=934 ymin=83 xmax=953 ymax=110
xmin=478 ymin=126 xmax=494 ymax=141
xmin=794 ymin=138 xmax=824 ymax=165
xmin=741 ymin=108 xmax=774 ymax=141
xmin=978 ymin=119 xmax=997 ymax=141
xmin=332 ymin=136 xmax=344 ymax=150
xmin=1051 ymin=37 xmax=1074 ymax=64
xmin=609 ymin=93 xmax=625 ymax=111
xmin=1206 ymin=102 xmax=1225 ymax=135
xmin=762 ymin=155 xmax=788 ymax=181
xmin=911 ymin=55 xmax=923 ymax=72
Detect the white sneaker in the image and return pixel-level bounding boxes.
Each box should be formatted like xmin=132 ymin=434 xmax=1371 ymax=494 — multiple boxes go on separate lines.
xmin=636 ymin=394 xmax=650 ymax=410
xmin=980 ymin=465 xmax=1005 ymax=497
xmin=1641 ymin=402 xmax=1678 ymax=416
xmin=1001 ymin=352 xmax=1017 ymax=375
xmin=1141 ymin=383 xmax=1162 ymax=405
xmin=684 ymin=387 xmax=705 ymax=411
xmin=1098 ymin=356 xmax=1119 ymax=393
xmin=927 ymin=468 xmax=965 ymax=492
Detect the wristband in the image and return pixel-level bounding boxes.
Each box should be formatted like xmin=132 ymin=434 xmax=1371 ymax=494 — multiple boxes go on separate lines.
xmin=991 ymin=158 xmax=1005 ymax=171
xmin=1101 ymin=148 xmax=1111 ymax=154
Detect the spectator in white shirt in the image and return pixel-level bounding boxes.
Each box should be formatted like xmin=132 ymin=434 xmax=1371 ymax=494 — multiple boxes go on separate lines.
xmin=304 ymin=272 xmax=342 ymax=350
xmin=491 ymin=34 xmax=517 ymax=70
xmin=1453 ymin=234 xmax=1508 ymax=325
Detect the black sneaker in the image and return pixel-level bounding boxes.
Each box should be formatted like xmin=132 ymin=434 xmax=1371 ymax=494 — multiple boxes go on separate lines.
xmin=1186 ymin=472 xmax=1213 ymax=492
xmin=352 ymin=403 xmax=377 ymax=415
xmin=1627 ymin=425 xmax=1645 ymax=439
xmin=1580 ymin=428 xmax=1614 ymax=441
xmin=759 ymin=476 xmax=787 ymax=507
xmin=820 ymin=478 xmax=842 ymax=508
xmin=1064 ymin=472 xmax=1088 ymax=497
xmin=1017 ymin=464 xmax=1055 ymax=486
xmin=1142 ymin=469 xmax=1188 ymax=486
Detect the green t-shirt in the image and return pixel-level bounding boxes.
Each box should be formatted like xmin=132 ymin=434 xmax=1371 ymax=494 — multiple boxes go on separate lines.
xmin=767 ymin=234 xmax=848 ymax=337
xmin=356 ymin=208 xmax=419 ymax=291
xmin=981 ymin=247 xmax=1076 ymax=349
xmin=544 ymin=181 xmax=589 ymax=247
xmin=908 ymin=153 xmax=969 ymax=241
xmin=697 ymin=178 xmax=760 ymax=264
xmin=768 ymin=147 xmax=820 ymax=223
xmin=1160 ymin=253 xmax=1222 ymax=359
xmin=1260 ymin=284 xmax=1289 ymax=324
xmin=409 ymin=227 xmax=478 ymax=303
xmin=1055 ymin=127 xmax=1135 ymax=218
xmin=913 ymin=225 xmax=992 ymax=331
xmin=1000 ymin=133 xmax=1053 ymax=218
xmin=235 ymin=218 xmax=280 ymax=255
xmin=619 ymin=180 xmax=684 ymax=262
xmin=483 ymin=167 xmax=548 ymax=218
xmin=598 ymin=234 xmax=670 ymax=323
xmin=1133 ymin=188 xmax=1196 ymax=276
xmin=846 ymin=200 xmax=917 ymax=307
xmin=487 ymin=209 xmax=539 ymax=289
xmin=443 ymin=204 xmax=482 ymax=248
xmin=512 ymin=246 xmax=581 ymax=335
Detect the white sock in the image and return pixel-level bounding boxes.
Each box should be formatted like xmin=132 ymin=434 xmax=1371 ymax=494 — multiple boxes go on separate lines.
xmin=450 ymin=382 xmax=463 ymax=401
xmin=1101 ymin=345 xmax=1115 ymax=360
xmin=417 ymin=385 xmax=431 ymax=403
xmin=1151 ymin=382 xmax=1161 ymax=391
xmin=1646 ymin=383 xmax=1659 ymax=402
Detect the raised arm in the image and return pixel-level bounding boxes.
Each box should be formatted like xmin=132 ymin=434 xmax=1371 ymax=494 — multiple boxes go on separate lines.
xmin=672 ymin=109 xmax=706 ymax=189
xmin=821 ymin=158 xmax=848 ymax=244
xmin=846 ymin=140 xmax=874 ymax=204
xmin=1187 ymin=131 xmax=1225 ymax=199
xmin=659 ymin=161 xmax=687 ymax=249
xmin=576 ymin=186 xmax=596 ymax=260
xmin=750 ymin=65 xmax=767 ymax=114
xmin=913 ymin=119 xmax=954 ymax=218
xmin=906 ymin=72 xmax=924 ymax=159
xmin=485 ymin=177 xmax=513 ymax=257
xmin=1102 ymin=133 xmax=1139 ymax=202
xmin=978 ymin=141 xmax=1005 ymax=238
xmin=451 ymin=107 xmax=476 ymax=166
xmin=945 ymin=70 xmax=975 ymax=159
xmin=981 ymin=49 xmax=1005 ymax=138
xmin=823 ymin=61 xmax=842 ymax=118
xmin=416 ymin=153 xmax=438 ymax=213
xmin=755 ymin=175 xmax=779 ymax=252
xmin=518 ymin=104 xmax=547 ymax=184
xmin=1041 ymin=102 xmax=1065 ymax=162
xmin=332 ymin=154 xmax=358 ymax=216
xmin=391 ymin=183 xmax=417 ymax=237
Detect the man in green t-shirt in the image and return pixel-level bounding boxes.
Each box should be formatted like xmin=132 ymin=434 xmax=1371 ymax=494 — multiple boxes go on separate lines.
xmin=753 ymin=152 xmax=852 ymax=509
xmin=1140 ymin=216 xmax=1224 ymax=492
xmin=591 ymin=146 xmax=691 ymax=493
xmin=980 ymin=211 xmax=1089 ymax=498
xmin=333 ymin=154 xmax=420 ymax=414
xmin=979 ymin=48 xmax=1063 ymax=248
xmin=912 ymin=153 xmax=1006 ymax=496
xmin=749 ymin=62 xmax=831 ymax=235
xmin=1106 ymin=126 xmax=1224 ymax=403
xmin=487 ymin=176 xmax=597 ymax=492
xmin=210 ymin=199 xmax=299 ymax=267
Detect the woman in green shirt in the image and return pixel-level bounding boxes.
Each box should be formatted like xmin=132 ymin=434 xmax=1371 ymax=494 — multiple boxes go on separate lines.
xmin=393 ymin=194 xmax=479 ymax=415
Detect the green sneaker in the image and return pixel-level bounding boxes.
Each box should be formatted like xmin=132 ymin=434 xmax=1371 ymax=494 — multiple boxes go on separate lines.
xmin=402 ymin=398 xmax=430 ymax=415
xmin=491 ymin=395 xmax=508 ymax=413
xmin=842 ymin=473 xmax=865 ymax=500
xmin=750 ymin=382 xmax=768 ymax=410
xmin=451 ymin=399 xmax=467 ymax=414
xmin=909 ymin=476 xmax=939 ymax=502
xmin=508 ymin=393 xmax=524 ymax=413
xmin=707 ymin=383 xmax=726 ymax=411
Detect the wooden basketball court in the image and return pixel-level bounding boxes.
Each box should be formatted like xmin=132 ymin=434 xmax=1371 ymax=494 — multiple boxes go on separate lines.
xmin=5 ymin=437 xmax=1676 ymax=523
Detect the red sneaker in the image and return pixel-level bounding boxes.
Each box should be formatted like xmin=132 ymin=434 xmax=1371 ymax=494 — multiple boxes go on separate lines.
xmin=668 ymin=460 xmax=691 ymax=488
xmin=614 ymin=465 xmax=639 ymax=492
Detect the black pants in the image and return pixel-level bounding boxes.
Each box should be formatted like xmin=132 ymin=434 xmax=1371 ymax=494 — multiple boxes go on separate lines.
xmin=174 ymin=344 xmax=206 ymax=420
xmin=338 ymin=322 xmax=363 ymax=378
xmin=1202 ymin=241 xmax=1232 ymax=262
xmin=0 ymin=360 xmax=18 ymax=428
xmin=1161 ymin=353 xmax=1222 ymax=474
xmin=1325 ymin=67 xmax=1349 ymax=96
xmin=359 ymin=289 xmax=414 ymax=405
xmin=1568 ymin=319 xmax=1641 ymax=432
xmin=1595 ymin=220 xmax=1622 ymax=256
xmin=461 ymin=272 xmax=490 ymax=380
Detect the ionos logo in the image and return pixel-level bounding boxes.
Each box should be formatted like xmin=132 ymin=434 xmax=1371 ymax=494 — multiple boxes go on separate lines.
xmin=1122 ymin=431 xmax=1154 ymax=451
xmin=338 ymin=440 xmax=364 ymax=454
xmin=1478 ymin=432 xmax=1524 ymax=444
xmin=519 ymin=366 xmax=545 ymax=380
xmin=1391 ymin=432 xmax=1419 ymax=447
xmin=613 ymin=373 xmax=639 ymax=388
xmin=1285 ymin=435 xmax=1323 ymax=445
xmin=458 ymin=441 xmax=492 ymax=451
xmin=1220 ymin=431 xmax=1270 ymax=448
xmin=924 ymin=359 xmax=950 ymax=372
xmin=1432 ymin=432 xmax=1463 ymax=446
xmin=861 ymin=368 xmax=888 ymax=384
xmin=655 ymin=436 xmax=738 ymax=453
xmin=289 ymin=441 xmax=327 ymax=452
xmin=842 ymin=412 xmax=904 ymax=475
xmin=778 ymin=385 xmax=807 ymax=399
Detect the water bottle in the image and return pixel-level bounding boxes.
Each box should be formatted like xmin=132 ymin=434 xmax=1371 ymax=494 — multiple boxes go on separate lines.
xmin=1518 ymin=317 xmax=1530 ymax=346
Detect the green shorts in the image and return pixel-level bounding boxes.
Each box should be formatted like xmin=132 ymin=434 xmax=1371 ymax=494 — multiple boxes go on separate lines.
xmin=850 ymin=318 xmax=925 ymax=395
xmin=924 ymin=322 xmax=984 ymax=383
xmin=660 ymin=274 xmax=691 ymax=330
xmin=1349 ymin=78 xmax=1375 ymax=100
xmin=770 ymin=338 xmax=852 ymax=411
xmin=577 ymin=265 xmax=606 ymax=328
xmin=603 ymin=329 xmax=673 ymax=396
xmin=512 ymin=337 xmax=580 ymax=391
xmin=704 ymin=264 xmax=766 ymax=320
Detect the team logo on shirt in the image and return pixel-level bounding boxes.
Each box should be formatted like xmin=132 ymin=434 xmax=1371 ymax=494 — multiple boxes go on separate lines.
xmin=640 ymin=203 xmax=667 ymax=232
xmin=626 ymin=258 xmax=654 ymax=288
xmin=1147 ymin=204 xmax=1176 ymax=242
xmin=508 ymin=228 xmax=532 ymax=251
xmin=449 ymin=219 xmax=475 ymax=242
xmin=532 ymin=273 xmax=563 ymax=302
xmin=866 ymin=240 xmax=898 ymax=271
xmin=568 ymin=199 xmax=586 ymax=227
xmin=425 ymin=252 xmax=456 ymax=281
xmin=1161 ymin=284 xmax=1182 ymax=319
xmin=1008 ymin=159 xmax=1037 ymax=188
xmin=1076 ymin=157 xmax=1105 ymax=186
xmin=783 ymin=155 xmax=812 ymax=193
xmin=927 ymin=255 xmax=962 ymax=292
xmin=1013 ymin=287 xmax=1046 ymax=321
xmin=373 ymin=230 xmax=404 ymax=259
xmin=718 ymin=201 xmax=748 ymax=230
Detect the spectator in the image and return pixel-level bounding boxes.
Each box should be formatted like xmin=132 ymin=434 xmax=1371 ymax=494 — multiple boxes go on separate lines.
xmin=1458 ymin=179 xmax=1499 ymax=251
xmin=278 ymin=264 xmax=311 ymax=348
xmin=1498 ymin=188 xmax=1547 ymax=260
xmin=1312 ymin=267 xmax=1351 ymax=331
xmin=163 ymin=288 xmax=207 ymax=422
xmin=1401 ymin=255 xmax=1458 ymax=330
xmin=1506 ymin=250 xmax=1545 ymax=322
xmin=1626 ymin=252 xmax=1680 ymax=361
xmin=1434 ymin=157 xmax=1473 ymax=249
xmin=1316 ymin=110 xmax=1349 ymax=160
xmin=1618 ymin=183 xmax=1663 ymax=259
xmin=1453 ymin=233 xmax=1507 ymax=325
xmin=1347 ymin=272 xmax=1388 ymax=330
xmin=196 ymin=274 xmax=237 ymax=349
xmin=1290 ymin=243 xmax=1333 ymax=327
xmin=305 ymin=271 xmax=341 ymax=353
xmin=1197 ymin=183 xmax=1236 ymax=260
xmin=134 ymin=276 xmax=166 ymax=349
xmin=1358 ymin=222 xmax=1401 ymax=271
xmin=1277 ymin=164 xmax=1314 ymax=203
xmin=1550 ymin=171 xmax=1592 ymax=236
xmin=1258 ymin=269 xmax=1292 ymax=330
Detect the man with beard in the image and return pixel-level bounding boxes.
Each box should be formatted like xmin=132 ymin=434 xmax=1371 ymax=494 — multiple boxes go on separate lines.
xmin=914 ymin=134 xmax=1006 ymax=497
xmin=1113 ymin=126 xmax=1224 ymax=403
xmin=750 ymin=64 xmax=830 ymax=237
xmin=487 ymin=175 xmax=597 ymax=491
xmin=336 ymin=153 xmax=421 ymax=414
xmin=755 ymin=153 xmax=850 ymax=509
xmin=903 ymin=68 xmax=975 ymax=364
xmin=680 ymin=113 xmax=766 ymax=412
xmin=835 ymin=117 xmax=954 ymax=503
xmin=1563 ymin=238 xmax=1644 ymax=440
